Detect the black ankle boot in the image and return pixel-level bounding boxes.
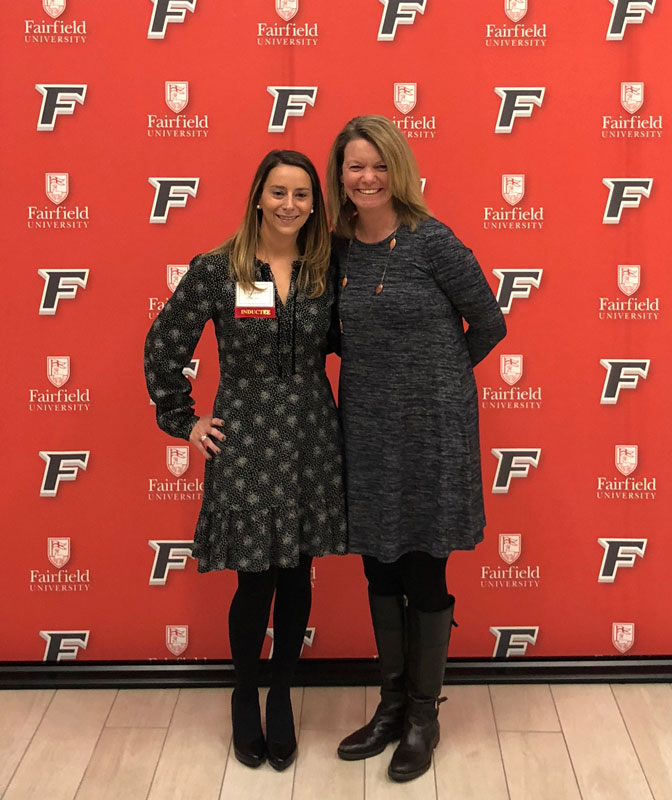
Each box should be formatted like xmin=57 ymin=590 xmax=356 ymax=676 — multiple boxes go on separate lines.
xmin=338 ymin=593 xmax=407 ymax=760
xmin=388 ymin=598 xmax=455 ymax=782
xmin=231 ymin=689 xmax=266 ymax=768
xmin=265 ymin=688 xmax=297 ymax=771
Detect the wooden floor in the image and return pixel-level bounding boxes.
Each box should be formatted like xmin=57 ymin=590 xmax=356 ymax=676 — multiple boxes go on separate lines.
xmin=1 ymin=684 xmax=671 ymax=799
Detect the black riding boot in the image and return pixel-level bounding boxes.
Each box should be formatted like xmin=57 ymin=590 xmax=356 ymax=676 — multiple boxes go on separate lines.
xmin=338 ymin=592 xmax=406 ymax=760
xmin=387 ymin=596 xmax=455 ymax=782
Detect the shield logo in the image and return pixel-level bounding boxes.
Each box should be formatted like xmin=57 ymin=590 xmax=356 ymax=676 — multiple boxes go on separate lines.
xmin=618 ymin=264 xmax=640 ymax=296
xmin=48 ymin=537 xmax=71 ymax=568
xmin=615 ymin=445 xmax=638 ymax=476
xmin=276 ymin=0 xmax=298 ymax=21
xmin=394 ymin=83 xmax=417 ymax=115
xmin=505 ymin=0 xmax=527 ymax=22
xmin=612 ymin=623 xmax=634 ymax=653
xmin=165 ymin=82 xmax=189 ymax=113
xmin=500 ymin=354 xmax=523 ymax=386
xmin=502 ymin=174 xmax=524 ymax=206
xmin=167 ymin=446 xmax=189 ymax=477
xmin=166 ymin=625 xmax=188 ymax=656
xmin=167 ymin=264 xmax=189 ymax=292
xmin=499 ymin=534 xmax=521 ymax=564
xmin=47 ymin=356 xmax=70 ymax=388
xmin=621 ymin=82 xmax=643 ymax=114
xmin=43 ymin=0 xmax=66 ymax=18
xmin=45 ymin=173 xmax=69 ymax=205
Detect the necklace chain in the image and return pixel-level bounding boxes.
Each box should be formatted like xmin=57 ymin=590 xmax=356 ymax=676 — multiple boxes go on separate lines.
xmin=339 ymin=229 xmax=398 ymax=334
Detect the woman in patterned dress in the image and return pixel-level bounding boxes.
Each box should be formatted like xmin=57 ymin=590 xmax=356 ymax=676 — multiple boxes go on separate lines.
xmin=144 ymin=151 xmax=347 ymax=771
xmin=327 ymin=116 xmax=506 ymax=781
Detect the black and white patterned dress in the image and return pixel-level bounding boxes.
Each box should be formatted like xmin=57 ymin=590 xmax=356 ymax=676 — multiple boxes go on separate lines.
xmin=144 ymin=251 xmax=347 ymax=572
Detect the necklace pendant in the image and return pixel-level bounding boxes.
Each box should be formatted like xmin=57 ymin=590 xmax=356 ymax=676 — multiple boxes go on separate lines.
xmin=389 ymin=238 xmax=396 ymax=250
xmin=341 ymin=276 xmax=347 ymax=288
xmin=375 ymin=284 xmax=383 ymax=295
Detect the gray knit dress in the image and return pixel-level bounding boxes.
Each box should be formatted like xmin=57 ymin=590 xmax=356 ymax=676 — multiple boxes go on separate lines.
xmin=335 ymin=218 xmax=506 ymax=562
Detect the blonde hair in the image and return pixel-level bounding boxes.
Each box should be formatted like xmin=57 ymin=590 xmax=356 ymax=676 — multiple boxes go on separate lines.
xmin=209 ymin=150 xmax=330 ymax=298
xmin=327 ymin=115 xmax=430 ymax=239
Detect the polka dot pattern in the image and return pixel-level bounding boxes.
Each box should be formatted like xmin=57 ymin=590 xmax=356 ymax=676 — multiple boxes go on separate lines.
xmin=145 ymin=252 xmax=347 ymax=572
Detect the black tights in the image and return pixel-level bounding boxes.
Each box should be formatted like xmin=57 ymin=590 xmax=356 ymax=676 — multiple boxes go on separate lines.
xmin=228 ymin=554 xmax=313 ymax=698
xmin=362 ymin=552 xmax=450 ymax=612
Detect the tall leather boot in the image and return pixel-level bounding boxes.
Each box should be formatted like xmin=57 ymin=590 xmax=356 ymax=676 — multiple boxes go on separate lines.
xmin=387 ymin=596 xmax=456 ymax=782
xmin=337 ymin=592 xmax=406 ymax=760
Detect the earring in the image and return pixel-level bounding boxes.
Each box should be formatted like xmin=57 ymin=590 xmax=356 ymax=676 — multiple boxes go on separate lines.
xmin=310 ymin=208 xmax=314 ymax=214
xmin=256 ymin=204 xmax=261 ymax=209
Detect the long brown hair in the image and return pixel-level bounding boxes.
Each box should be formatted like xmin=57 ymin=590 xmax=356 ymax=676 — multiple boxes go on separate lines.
xmin=211 ymin=150 xmax=330 ymax=297
xmin=327 ymin=115 xmax=430 ymax=239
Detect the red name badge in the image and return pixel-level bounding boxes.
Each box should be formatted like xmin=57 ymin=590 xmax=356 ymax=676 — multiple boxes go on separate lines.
xmin=235 ymin=281 xmax=276 ymax=318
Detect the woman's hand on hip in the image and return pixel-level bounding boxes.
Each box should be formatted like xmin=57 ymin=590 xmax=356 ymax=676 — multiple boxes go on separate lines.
xmin=190 ymin=416 xmax=226 ymax=460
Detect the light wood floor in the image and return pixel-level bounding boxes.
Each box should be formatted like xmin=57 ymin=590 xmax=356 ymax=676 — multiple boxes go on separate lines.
xmin=1 ymin=684 xmax=671 ymax=799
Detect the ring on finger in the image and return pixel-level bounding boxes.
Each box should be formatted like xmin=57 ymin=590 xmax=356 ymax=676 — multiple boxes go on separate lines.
xmin=200 ymin=434 xmax=208 ymax=443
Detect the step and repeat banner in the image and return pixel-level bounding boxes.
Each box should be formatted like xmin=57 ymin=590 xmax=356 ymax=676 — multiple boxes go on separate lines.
xmin=3 ymin=0 xmax=670 ymax=664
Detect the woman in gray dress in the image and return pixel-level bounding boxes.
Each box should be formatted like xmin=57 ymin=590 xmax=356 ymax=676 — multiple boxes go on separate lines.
xmin=327 ymin=116 xmax=506 ymax=782
xmin=144 ymin=150 xmax=346 ymax=771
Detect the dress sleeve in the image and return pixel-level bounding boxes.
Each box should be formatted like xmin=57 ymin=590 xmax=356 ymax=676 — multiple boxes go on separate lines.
xmin=144 ymin=254 xmax=216 ymax=440
xmin=326 ymin=256 xmax=341 ymax=357
xmin=422 ymin=221 xmax=507 ymax=367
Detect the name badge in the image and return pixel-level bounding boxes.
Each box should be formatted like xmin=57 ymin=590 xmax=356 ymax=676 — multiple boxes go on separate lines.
xmin=235 ymin=281 xmax=276 ymax=318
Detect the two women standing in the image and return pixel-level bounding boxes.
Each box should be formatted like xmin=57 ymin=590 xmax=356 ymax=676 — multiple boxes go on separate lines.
xmin=144 ymin=115 xmax=505 ymax=780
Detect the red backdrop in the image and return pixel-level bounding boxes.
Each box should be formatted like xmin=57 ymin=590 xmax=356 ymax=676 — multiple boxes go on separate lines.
xmin=3 ymin=0 xmax=670 ymax=663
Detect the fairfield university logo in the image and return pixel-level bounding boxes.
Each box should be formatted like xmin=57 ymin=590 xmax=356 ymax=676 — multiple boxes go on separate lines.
xmin=481 ymin=354 xmax=542 ymax=410
xmin=148 ymin=264 xmax=190 ymax=319
xmin=606 ymin=0 xmax=656 ymax=41
xmin=148 ymin=540 xmax=194 ymax=585
xmin=597 ymin=444 xmax=656 ymax=500
xmin=599 ymin=265 xmax=660 ymax=321
xmin=257 ymin=0 xmax=319 ymax=46
xmin=40 ymin=631 xmax=89 ymax=661
xmin=38 ymin=269 xmax=89 ymax=315
xmin=266 ymin=627 xmax=315 ymax=658
xmin=148 ymin=446 xmax=202 ymax=501
xmin=30 ymin=537 xmax=91 ymax=593
xmin=25 ymin=0 xmax=88 ymax=44
xmin=602 ymin=178 xmax=653 ymax=223
xmin=494 ymin=87 xmax=545 ymax=133
xmin=392 ymin=82 xmax=436 ymax=139
xmin=35 ymin=84 xmax=86 ymax=131
xmin=491 ymin=448 xmax=541 ymax=493
xmin=493 ymin=268 xmax=543 ymax=314
xmin=485 ymin=0 xmax=547 ymax=47
xmin=378 ymin=0 xmax=426 ymax=40
xmin=612 ymin=623 xmax=635 ymax=653
xmin=484 ymin=173 xmax=544 ymax=230
xmin=481 ymin=534 xmax=542 ymax=589
xmin=148 ymin=0 xmax=197 ymax=39
xmin=39 ymin=451 xmax=89 ymax=497
xmin=598 ymin=538 xmax=647 ymax=582
xmin=28 ymin=172 xmax=90 ymax=229
xmin=149 ymin=178 xmax=199 ymax=223
xmin=147 ymin=82 xmax=209 ymax=138
xmin=267 ymin=87 xmax=317 ymax=132
xmin=600 ymin=359 xmax=650 ymax=404
xmin=29 ymin=356 xmax=91 ymax=412
xmin=603 ymin=82 xmax=663 ymax=139
xmin=166 ymin=625 xmax=189 ymax=656
xmin=489 ymin=626 xmax=539 ymax=658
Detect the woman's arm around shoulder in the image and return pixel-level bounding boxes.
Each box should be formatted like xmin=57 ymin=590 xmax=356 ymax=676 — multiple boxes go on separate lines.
xmin=419 ymin=218 xmax=506 ymax=366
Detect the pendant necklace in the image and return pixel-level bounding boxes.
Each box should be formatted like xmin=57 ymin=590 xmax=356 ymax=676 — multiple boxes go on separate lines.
xmin=339 ymin=228 xmax=397 ymax=333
